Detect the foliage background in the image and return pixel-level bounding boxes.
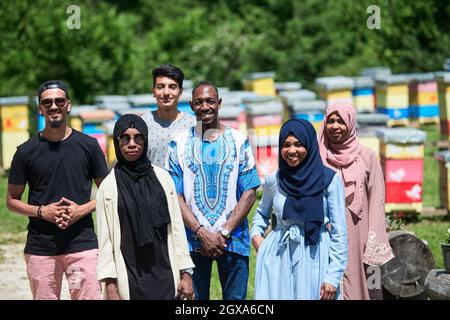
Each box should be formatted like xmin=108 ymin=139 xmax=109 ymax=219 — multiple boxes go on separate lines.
xmin=1 ymin=0 xmax=449 ymax=103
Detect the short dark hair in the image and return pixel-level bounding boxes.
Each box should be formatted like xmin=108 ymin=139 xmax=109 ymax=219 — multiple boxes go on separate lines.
xmin=37 ymin=80 xmax=70 ymax=102
xmin=192 ymin=81 xmax=219 ymax=97
xmin=152 ymin=64 xmax=184 ymax=89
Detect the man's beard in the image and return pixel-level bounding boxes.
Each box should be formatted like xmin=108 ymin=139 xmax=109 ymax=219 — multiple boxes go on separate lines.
xmin=48 ymin=119 xmax=63 ymax=128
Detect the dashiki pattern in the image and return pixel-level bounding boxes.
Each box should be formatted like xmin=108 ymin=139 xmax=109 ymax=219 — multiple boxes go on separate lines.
xmin=166 ymin=126 xmax=260 ymax=256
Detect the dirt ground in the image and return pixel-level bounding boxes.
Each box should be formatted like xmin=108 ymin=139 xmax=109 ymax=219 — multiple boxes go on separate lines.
xmin=0 ymin=243 xmax=70 ymax=300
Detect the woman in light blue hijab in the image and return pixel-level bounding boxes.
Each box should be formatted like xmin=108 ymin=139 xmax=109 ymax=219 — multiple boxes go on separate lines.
xmin=251 ymin=119 xmax=348 ymax=300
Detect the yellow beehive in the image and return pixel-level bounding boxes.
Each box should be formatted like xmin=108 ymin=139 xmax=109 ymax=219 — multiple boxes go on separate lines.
xmin=315 ymin=76 xmax=354 ymax=106
xmin=416 ymin=92 xmax=439 ymax=106
xmin=311 ymin=121 xmax=322 ymax=134
xmin=380 ymin=142 xmax=424 ymax=159
xmin=0 ymin=96 xmax=30 ymax=170
xmin=387 ymin=118 xmax=410 ymax=128
xmin=242 ymin=72 xmax=276 ymax=96
xmin=253 ymin=124 xmax=282 ymax=137
xmin=107 ymin=136 xmax=116 ymax=167
xmin=321 ymin=90 xmax=353 ymax=105
xmin=386 ymin=93 xmax=409 ymax=108
xmin=0 ymin=131 xmax=30 ymax=170
xmin=375 ymin=75 xmax=409 ymax=108
xmin=1 ymin=104 xmax=29 ymax=132
xmin=353 ymin=76 xmax=375 ymax=113
xmin=353 ymin=95 xmax=374 ymax=112
xmin=70 ymin=117 xmax=83 ymax=132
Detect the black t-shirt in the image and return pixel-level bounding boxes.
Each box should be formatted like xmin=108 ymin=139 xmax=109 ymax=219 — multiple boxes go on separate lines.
xmin=8 ymin=129 xmax=109 ymax=255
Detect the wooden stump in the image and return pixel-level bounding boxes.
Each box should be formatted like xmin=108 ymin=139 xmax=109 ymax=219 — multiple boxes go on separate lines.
xmin=425 ymin=269 xmax=450 ymax=300
xmin=381 ymin=230 xmax=435 ymax=299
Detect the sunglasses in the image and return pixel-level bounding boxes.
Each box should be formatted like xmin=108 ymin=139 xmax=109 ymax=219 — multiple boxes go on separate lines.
xmin=118 ymin=133 xmax=146 ymax=145
xmin=39 ymin=97 xmax=68 ymax=108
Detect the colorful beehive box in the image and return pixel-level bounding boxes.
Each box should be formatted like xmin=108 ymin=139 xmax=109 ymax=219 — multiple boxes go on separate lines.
xmin=436 ymin=72 xmax=450 ymax=140
xmin=0 ymin=131 xmax=30 ymax=171
xmin=380 ymin=142 xmax=424 ymax=159
xmin=275 ymin=82 xmax=301 ymax=94
xmin=126 ymin=92 xmax=194 ymax=116
xmin=291 ymin=100 xmax=327 ymax=133
xmin=356 ymin=113 xmax=389 ymax=158
xmin=279 ymin=89 xmax=316 ymax=122
xmin=127 ymin=94 xmax=155 ymax=109
xmin=71 ymin=108 xmax=115 ymax=156
xmin=95 ymin=95 xmax=130 ymax=109
xmin=353 ymin=76 xmax=375 ymax=113
xmin=248 ymin=135 xmax=279 ymax=183
xmin=0 ymin=96 xmax=30 ymax=170
xmin=242 ymin=72 xmax=276 ymax=96
xmin=360 ymin=66 xmax=392 ymax=111
xmin=219 ymin=101 xmax=242 ymax=131
xmin=377 ymin=128 xmax=426 ymax=213
xmin=229 ymin=90 xmax=264 ymax=135
xmin=382 ymin=158 xmax=424 ymax=203
xmin=315 ymin=76 xmax=354 ymax=106
xmin=244 ymin=96 xmax=283 ymax=138
xmin=360 ymin=67 xmax=392 ymax=78
xmin=0 ymin=97 xmax=29 ymax=132
xmin=435 ymin=150 xmax=450 ymax=212
xmin=375 ymin=75 xmax=410 ymax=127
xmin=408 ymin=73 xmax=439 ymax=124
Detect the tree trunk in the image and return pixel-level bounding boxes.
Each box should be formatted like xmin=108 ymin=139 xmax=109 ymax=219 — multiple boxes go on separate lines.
xmin=381 ymin=230 xmax=435 ymax=299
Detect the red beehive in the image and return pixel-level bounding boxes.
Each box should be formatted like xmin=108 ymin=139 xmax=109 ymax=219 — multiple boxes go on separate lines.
xmin=383 ymin=159 xmax=423 ymax=203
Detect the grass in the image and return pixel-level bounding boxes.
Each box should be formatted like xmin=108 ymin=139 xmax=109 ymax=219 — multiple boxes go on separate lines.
xmin=0 ymin=124 xmax=448 ymax=298
xmin=0 ymin=176 xmax=28 ymax=244
xmin=405 ymin=215 xmax=449 ymax=268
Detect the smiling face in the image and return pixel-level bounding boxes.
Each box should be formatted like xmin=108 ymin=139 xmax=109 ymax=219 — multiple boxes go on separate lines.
xmin=281 ymin=135 xmax=308 ymax=167
xmin=39 ymin=88 xmax=71 ymax=129
xmin=118 ymin=127 xmax=146 ymax=162
xmin=325 ymin=112 xmax=349 ymax=144
xmin=152 ymin=76 xmax=182 ymax=111
xmin=190 ymin=84 xmax=222 ymax=128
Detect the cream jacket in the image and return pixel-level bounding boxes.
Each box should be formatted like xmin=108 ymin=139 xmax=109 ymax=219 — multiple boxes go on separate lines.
xmin=96 ymin=166 xmax=194 ymax=300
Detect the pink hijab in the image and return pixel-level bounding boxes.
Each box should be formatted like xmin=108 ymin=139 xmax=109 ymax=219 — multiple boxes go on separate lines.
xmin=319 ymin=103 xmax=364 ymax=219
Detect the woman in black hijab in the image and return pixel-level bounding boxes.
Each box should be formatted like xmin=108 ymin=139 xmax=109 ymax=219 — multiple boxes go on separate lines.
xmin=96 ymin=114 xmax=195 ymax=300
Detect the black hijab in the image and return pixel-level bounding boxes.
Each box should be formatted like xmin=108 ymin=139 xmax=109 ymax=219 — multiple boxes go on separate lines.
xmin=278 ymin=119 xmax=335 ymax=245
xmin=113 ymin=114 xmax=171 ymax=247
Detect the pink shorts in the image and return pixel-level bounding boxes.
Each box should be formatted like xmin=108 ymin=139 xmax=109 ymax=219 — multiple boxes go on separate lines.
xmin=25 ymin=248 xmax=102 ymax=300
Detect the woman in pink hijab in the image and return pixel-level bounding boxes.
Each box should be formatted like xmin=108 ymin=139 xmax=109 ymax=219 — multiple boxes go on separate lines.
xmin=318 ymin=103 xmax=394 ymax=300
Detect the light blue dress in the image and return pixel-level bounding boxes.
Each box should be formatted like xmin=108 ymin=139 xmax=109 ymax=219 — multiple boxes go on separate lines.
xmin=251 ymin=172 xmax=348 ymax=300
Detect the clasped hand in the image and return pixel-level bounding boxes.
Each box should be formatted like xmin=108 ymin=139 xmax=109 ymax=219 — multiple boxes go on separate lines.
xmin=40 ymin=197 xmax=83 ymax=229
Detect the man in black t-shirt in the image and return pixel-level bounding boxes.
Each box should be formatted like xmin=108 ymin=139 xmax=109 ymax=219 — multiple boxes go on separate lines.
xmin=6 ymin=80 xmax=109 ymax=300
